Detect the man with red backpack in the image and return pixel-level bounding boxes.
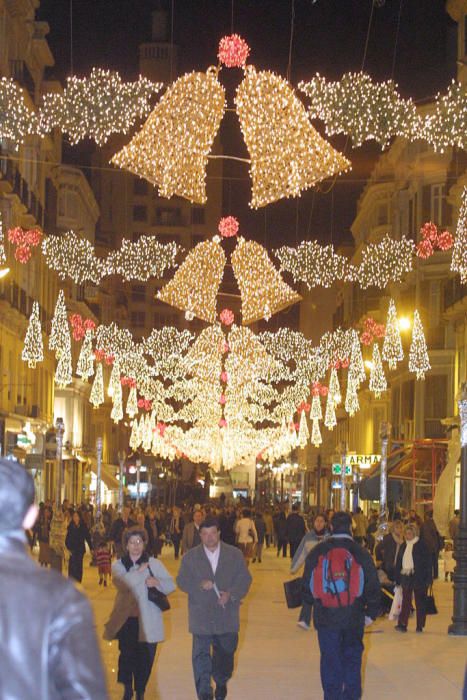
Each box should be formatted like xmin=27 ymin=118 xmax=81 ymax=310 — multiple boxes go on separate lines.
xmin=302 ymin=511 xmax=380 ymax=700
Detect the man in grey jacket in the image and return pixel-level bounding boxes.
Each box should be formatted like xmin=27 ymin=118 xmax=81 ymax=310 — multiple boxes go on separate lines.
xmin=0 ymin=457 xmax=108 ymax=700
xmin=177 ymin=515 xmax=252 ymax=700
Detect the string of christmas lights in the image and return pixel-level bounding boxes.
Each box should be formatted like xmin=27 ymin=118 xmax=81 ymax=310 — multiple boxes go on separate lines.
xmin=409 ymin=310 xmax=431 ymax=380
xmin=22 ymin=302 xmax=43 ymax=368
xmin=42 ymin=231 xmax=179 ymax=284
xmin=452 ymin=187 xmax=467 ymax=284
xmin=0 ymin=78 xmax=38 ymax=146
xmin=157 ymin=239 xmax=226 ymax=323
xmin=276 ymin=235 xmax=415 ymax=289
xmin=112 ymin=69 xmax=226 ymax=204
xmin=300 ymin=72 xmax=467 ymax=152
xmin=39 ymin=69 xmax=162 ymax=146
xmin=236 ymin=66 xmax=350 ymax=208
xmin=369 ymin=344 xmax=387 ymax=398
xmin=231 ymin=237 xmax=301 ymax=323
xmin=382 ymin=299 xmax=404 ymax=370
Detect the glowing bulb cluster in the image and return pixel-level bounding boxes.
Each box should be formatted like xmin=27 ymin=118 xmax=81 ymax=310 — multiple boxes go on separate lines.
xmin=42 ymin=231 xmax=179 ymax=284
xmin=112 ymin=69 xmax=226 ymax=204
xmin=236 ymin=66 xmax=350 ymax=208
xmin=452 ymin=187 xmax=467 ymax=284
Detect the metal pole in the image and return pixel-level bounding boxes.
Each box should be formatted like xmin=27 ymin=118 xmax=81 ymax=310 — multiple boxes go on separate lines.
xmin=449 ymin=382 xmax=467 ymax=636
xmin=316 ymin=453 xmax=322 ymax=513
xmin=376 ymin=421 xmax=391 ymax=542
xmin=55 ymin=417 xmax=64 ymax=509
xmin=340 ymin=442 xmax=347 ymax=511
xmin=136 ymin=458 xmax=141 ymax=508
xmin=118 ymin=450 xmax=126 ymax=513
xmin=96 ymin=437 xmax=103 ymax=519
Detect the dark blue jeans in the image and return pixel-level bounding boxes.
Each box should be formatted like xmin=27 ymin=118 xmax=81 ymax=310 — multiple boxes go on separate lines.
xmin=317 ymin=626 xmax=364 ymax=700
xmin=192 ymin=633 xmax=238 ymax=699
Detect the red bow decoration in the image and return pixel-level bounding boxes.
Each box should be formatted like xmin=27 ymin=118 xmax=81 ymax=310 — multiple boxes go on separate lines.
xmin=416 ymin=221 xmax=454 ymax=259
xmin=8 ymin=227 xmax=42 ymax=263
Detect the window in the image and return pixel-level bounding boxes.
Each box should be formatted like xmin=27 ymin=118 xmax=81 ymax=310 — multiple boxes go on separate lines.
xmin=130 ymin=311 xmax=146 ymax=327
xmin=464 ymin=14 xmax=467 ymax=56
xmin=131 ymin=285 xmax=146 ymax=303
xmin=409 ymin=192 xmax=418 ymax=240
xmin=376 ymin=200 xmax=388 ymax=226
xmin=155 ymin=207 xmax=182 ymax=226
xmin=133 ymin=205 xmax=147 ymax=222
xmin=191 ymin=206 xmax=205 ymax=225
xmin=133 ymin=178 xmax=148 ymax=196
xmin=191 ymin=234 xmax=205 ymax=247
xmin=58 ymin=187 xmax=78 ymax=220
xmin=430 ymin=184 xmax=445 ymax=225
xmin=154 ymin=311 xmax=179 ymax=328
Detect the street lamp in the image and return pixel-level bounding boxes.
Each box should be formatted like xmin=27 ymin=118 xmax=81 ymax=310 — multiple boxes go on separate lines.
xmin=0 ymin=267 xmax=10 ymax=279
xmin=398 ymin=316 xmax=411 ymax=332
xmin=448 ymin=382 xmax=467 ymax=636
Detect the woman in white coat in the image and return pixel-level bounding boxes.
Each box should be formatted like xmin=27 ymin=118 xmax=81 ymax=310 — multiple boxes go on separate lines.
xmin=104 ymin=525 xmax=175 ymax=700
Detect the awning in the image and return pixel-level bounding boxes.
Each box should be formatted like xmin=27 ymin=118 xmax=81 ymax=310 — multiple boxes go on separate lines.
xmin=89 ymin=458 xmax=120 ymax=490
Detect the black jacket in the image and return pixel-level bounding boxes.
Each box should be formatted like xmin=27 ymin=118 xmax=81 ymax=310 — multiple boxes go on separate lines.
xmin=395 ymin=539 xmax=433 ymax=588
xmin=302 ymin=534 xmax=381 ymax=630
xmin=274 ymin=513 xmax=288 ymax=540
xmin=286 ymin=512 xmax=307 ymax=543
xmin=376 ymin=533 xmax=402 ymax=582
xmin=65 ymin=521 xmax=92 ymax=556
xmin=0 ymin=532 xmax=108 ymax=699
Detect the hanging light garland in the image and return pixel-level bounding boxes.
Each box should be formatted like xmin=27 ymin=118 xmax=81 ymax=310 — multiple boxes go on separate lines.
xmin=276 ymin=234 xmax=415 ymax=290
xmin=76 ymin=330 xmax=95 ymax=381
xmin=299 ymin=72 xmax=467 ymax=153
xmin=41 ymin=231 xmax=179 ymax=284
xmin=90 ymin=363 xmax=105 ymax=408
xmin=409 ymin=310 xmax=431 ymax=380
xmin=22 ymin=302 xmax=43 ymax=368
xmin=369 ymin=344 xmax=387 ymax=398
xmin=452 ymin=187 xmax=467 ymax=284
xmin=382 ymin=299 xmax=403 ymax=370
xmin=0 ymin=78 xmax=38 ymax=145
xmin=39 ymin=68 xmax=162 ymax=146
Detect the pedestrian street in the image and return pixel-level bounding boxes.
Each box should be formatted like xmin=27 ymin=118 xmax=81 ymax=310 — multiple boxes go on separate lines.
xmin=72 ymin=546 xmax=467 ymax=700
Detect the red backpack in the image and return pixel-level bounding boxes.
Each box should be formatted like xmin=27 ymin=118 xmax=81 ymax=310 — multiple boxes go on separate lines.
xmin=310 ymin=546 xmax=364 ymax=608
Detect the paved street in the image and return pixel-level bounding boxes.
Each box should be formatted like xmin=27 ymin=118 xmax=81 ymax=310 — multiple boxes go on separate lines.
xmin=70 ymin=546 xmax=467 ymax=699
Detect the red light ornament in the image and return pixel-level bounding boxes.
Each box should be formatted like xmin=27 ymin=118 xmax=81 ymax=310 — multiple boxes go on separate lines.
xmin=218 ymin=34 xmax=250 ymax=68
xmin=218 ymin=216 xmax=239 ymax=238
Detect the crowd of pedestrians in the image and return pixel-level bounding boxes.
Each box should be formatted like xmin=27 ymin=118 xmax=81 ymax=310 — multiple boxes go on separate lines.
xmin=2 ymin=454 xmax=461 ymax=700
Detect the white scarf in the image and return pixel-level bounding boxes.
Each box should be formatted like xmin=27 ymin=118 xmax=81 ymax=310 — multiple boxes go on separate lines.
xmin=401 ymin=536 xmax=419 ymax=575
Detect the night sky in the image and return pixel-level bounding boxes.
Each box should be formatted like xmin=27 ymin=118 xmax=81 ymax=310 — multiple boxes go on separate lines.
xmin=37 ymin=0 xmax=456 ymax=248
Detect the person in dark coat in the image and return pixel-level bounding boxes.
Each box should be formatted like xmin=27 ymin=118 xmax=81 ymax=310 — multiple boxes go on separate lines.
xmin=394 ymin=522 xmax=432 ymax=633
xmin=375 ymin=519 xmax=404 ymax=582
xmin=252 ymin=511 xmax=266 ymax=563
xmin=0 ymin=458 xmax=108 ymax=699
xmin=109 ymin=507 xmax=136 ymax=559
xmin=274 ymin=510 xmax=288 ymax=557
xmin=177 ymin=516 xmax=252 ymax=700
xmin=302 ymin=511 xmax=380 ymax=700
xmin=420 ymin=510 xmax=441 ymax=580
xmin=65 ymin=511 xmax=93 ymax=582
xmin=218 ymin=507 xmax=236 ymax=546
xmin=286 ymin=504 xmax=307 ymax=558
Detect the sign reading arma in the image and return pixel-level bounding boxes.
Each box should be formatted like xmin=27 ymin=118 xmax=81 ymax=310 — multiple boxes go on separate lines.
xmin=347 ymin=454 xmax=381 ymax=469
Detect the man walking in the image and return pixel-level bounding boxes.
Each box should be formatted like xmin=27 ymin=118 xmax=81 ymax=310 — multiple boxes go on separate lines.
xmin=286 ymin=503 xmax=307 ymax=558
xmin=177 ymin=515 xmax=252 ymax=700
xmin=302 ymin=511 xmax=380 ymax=700
xmin=181 ymin=508 xmax=204 ymax=553
xmin=0 ymin=458 xmax=108 ymax=699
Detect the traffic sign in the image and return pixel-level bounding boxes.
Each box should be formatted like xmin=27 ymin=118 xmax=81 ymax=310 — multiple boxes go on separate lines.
xmin=332 ymin=463 xmax=352 ymax=476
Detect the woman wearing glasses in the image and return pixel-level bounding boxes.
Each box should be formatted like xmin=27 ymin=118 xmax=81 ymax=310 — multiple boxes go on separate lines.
xmin=104 ymin=525 xmax=175 ymax=700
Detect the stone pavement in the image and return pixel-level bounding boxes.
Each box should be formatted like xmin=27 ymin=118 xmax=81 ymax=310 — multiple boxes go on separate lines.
xmin=74 ymin=546 xmax=466 ymax=700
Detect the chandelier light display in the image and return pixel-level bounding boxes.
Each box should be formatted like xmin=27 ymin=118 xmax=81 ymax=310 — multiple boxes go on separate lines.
xmin=76 ymin=330 xmax=95 ymax=381
xmin=369 ymin=344 xmax=387 ymax=398
xmin=90 ymin=362 xmax=105 ymax=408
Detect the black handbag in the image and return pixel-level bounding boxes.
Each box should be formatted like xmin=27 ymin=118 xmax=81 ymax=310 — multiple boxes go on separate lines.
xmin=147 ymin=566 xmax=170 ymax=612
xmin=425 ymin=585 xmax=437 ymax=615
xmin=284 ymin=577 xmax=303 ymax=609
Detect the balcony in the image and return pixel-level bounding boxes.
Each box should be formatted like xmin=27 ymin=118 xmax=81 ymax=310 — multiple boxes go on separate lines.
xmin=444 ymin=277 xmax=466 ymax=319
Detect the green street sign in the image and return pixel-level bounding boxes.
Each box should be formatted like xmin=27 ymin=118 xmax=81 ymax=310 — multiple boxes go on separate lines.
xmin=332 ymin=463 xmax=341 ymax=475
